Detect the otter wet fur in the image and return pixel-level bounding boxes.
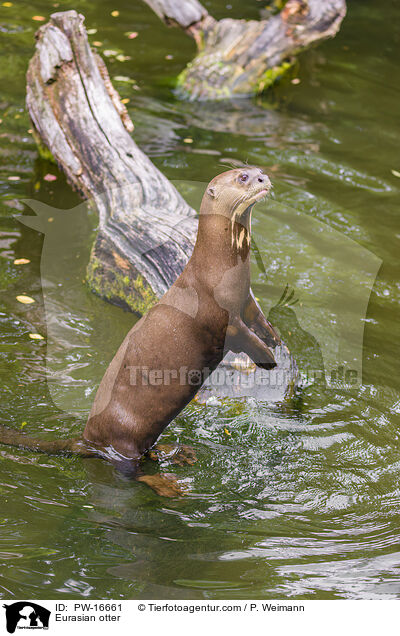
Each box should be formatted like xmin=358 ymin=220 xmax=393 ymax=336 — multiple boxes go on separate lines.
xmin=0 ymin=168 xmax=281 ymax=496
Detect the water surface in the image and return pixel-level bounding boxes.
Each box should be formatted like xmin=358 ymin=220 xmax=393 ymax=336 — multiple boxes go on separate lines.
xmin=0 ymin=0 xmax=400 ymax=600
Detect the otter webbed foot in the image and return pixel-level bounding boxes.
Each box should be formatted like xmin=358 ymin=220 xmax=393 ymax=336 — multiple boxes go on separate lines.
xmin=137 ymin=473 xmax=187 ymax=497
xmin=227 ymin=317 xmax=277 ymax=370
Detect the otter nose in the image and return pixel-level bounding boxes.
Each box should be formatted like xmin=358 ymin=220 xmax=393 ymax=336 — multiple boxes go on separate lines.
xmin=257 ymin=173 xmax=267 ymax=183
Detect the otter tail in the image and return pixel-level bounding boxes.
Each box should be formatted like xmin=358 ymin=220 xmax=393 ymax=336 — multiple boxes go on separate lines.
xmin=0 ymin=425 xmax=98 ymax=458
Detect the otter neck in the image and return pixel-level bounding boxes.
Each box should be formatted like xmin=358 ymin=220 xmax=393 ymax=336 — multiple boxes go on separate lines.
xmin=194 ymin=202 xmax=253 ymax=264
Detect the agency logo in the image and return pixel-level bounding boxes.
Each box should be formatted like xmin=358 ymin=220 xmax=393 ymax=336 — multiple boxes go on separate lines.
xmin=3 ymin=602 xmax=50 ymax=634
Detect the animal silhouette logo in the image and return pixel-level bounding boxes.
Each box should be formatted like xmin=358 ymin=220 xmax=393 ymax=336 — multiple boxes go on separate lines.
xmin=3 ymin=602 xmax=50 ymax=634
xmin=267 ymin=284 xmax=326 ymax=384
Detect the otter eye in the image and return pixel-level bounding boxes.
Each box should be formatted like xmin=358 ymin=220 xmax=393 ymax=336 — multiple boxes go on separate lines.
xmin=239 ymin=173 xmax=249 ymax=183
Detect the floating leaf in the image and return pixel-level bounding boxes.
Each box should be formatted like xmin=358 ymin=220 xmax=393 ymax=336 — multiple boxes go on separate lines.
xmin=8 ymin=175 xmax=20 ymax=181
xmin=113 ymin=75 xmax=135 ymax=83
xmin=20 ymin=421 xmax=27 ymax=429
xmin=87 ymin=28 xmax=97 ymax=35
xmin=2 ymin=2 xmax=13 ymax=6
xmin=16 ymin=295 xmax=35 ymax=304
xmin=291 ymin=78 xmax=300 ymax=85
xmin=43 ymin=173 xmax=57 ymax=182
xmin=224 ymin=428 xmax=231 ymax=436
xmin=121 ymin=98 xmax=130 ymax=104
xmin=125 ymin=31 xmax=138 ymax=39
xmin=93 ymin=41 xmax=102 ymax=47
xmin=48 ymin=217 xmax=54 ymax=222
xmin=391 ymin=169 xmax=400 ymax=178
xmin=103 ymin=49 xmax=118 ymax=57
xmin=32 ymin=15 xmax=46 ymax=21
xmin=165 ymin=54 xmax=173 ymax=60
xmin=14 ymin=258 xmax=30 ymax=265
xmin=111 ymin=10 xmax=119 ymax=16
xmin=29 ymin=333 xmax=44 ymax=340
xmin=183 ymin=138 xmax=193 ymax=144
xmin=116 ymin=54 xmax=131 ymax=62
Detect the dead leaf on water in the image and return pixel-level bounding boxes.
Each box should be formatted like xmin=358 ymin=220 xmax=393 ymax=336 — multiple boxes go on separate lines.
xmin=14 ymin=258 xmax=30 ymax=265
xmin=16 ymin=295 xmax=35 ymax=304
xmin=44 ymin=174 xmax=57 ymax=182
xmin=113 ymin=76 xmax=135 ymax=84
xmin=32 ymin=15 xmax=46 ymax=21
xmin=29 ymin=333 xmax=44 ymax=340
xmin=391 ymin=169 xmax=400 ymax=178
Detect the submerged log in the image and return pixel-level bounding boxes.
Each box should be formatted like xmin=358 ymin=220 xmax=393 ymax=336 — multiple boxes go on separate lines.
xmin=26 ymin=10 xmax=197 ymax=315
xmin=143 ymin=0 xmax=347 ymax=100
xmin=26 ymin=10 xmax=298 ymax=400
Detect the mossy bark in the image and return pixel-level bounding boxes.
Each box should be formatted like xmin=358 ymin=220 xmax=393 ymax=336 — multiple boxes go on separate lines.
xmin=86 ymin=240 xmax=158 ymax=316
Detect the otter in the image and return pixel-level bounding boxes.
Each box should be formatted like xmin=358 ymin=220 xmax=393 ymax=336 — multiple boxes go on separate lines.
xmin=0 ymin=168 xmax=281 ymax=494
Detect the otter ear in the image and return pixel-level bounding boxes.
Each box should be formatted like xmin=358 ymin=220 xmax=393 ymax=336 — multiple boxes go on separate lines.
xmin=207 ymin=186 xmax=217 ymax=199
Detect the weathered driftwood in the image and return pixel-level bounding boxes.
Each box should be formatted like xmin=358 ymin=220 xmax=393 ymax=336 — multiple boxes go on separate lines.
xmin=26 ymin=10 xmax=197 ymax=315
xmin=143 ymin=0 xmax=347 ymax=100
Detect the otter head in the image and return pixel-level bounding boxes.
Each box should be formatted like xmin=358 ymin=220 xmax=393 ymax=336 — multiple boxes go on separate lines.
xmin=201 ymin=167 xmax=272 ymax=223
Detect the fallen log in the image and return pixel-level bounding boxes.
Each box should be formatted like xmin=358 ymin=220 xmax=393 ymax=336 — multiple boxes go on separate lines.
xmin=26 ymin=10 xmax=197 ymax=315
xmin=143 ymin=0 xmax=347 ymax=100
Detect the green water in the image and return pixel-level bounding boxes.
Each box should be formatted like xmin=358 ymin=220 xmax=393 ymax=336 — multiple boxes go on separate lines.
xmin=1 ymin=0 xmax=400 ymax=600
